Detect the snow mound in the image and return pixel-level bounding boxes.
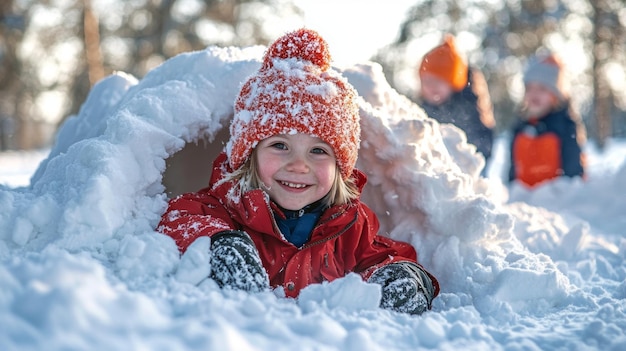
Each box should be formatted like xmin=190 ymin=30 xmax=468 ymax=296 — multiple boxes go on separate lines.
xmin=1 ymin=44 xmax=625 ymax=350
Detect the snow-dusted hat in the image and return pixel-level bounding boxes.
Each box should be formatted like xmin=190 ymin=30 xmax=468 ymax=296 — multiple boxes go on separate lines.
xmin=418 ymin=34 xmax=468 ymax=91
xmin=523 ymin=51 xmax=567 ymax=101
xmin=226 ymin=28 xmax=361 ymax=179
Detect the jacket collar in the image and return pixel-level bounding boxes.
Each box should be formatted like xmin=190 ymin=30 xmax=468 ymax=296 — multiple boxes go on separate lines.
xmin=271 ymin=198 xmax=327 ymax=220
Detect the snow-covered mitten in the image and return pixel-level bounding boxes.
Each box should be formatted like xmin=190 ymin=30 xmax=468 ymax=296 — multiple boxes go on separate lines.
xmin=209 ymin=230 xmax=270 ymax=293
xmin=368 ymin=262 xmax=435 ymax=315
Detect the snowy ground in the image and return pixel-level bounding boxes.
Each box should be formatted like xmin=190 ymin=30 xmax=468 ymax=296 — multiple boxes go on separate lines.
xmin=1 ymin=45 xmax=625 ymax=351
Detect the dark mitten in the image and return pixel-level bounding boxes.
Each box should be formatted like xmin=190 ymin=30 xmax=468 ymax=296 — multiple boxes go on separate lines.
xmin=209 ymin=230 xmax=269 ymax=293
xmin=368 ymin=262 xmax=435 ymax=315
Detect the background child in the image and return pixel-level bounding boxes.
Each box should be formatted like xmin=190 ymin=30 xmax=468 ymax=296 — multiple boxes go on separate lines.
xmin=508 ymin=51 xmax=586 ymax=187
xmin=157 ymin=29 xmax=439 ymax=315
xmin=417 ymin=34 xmax=496 ymax=171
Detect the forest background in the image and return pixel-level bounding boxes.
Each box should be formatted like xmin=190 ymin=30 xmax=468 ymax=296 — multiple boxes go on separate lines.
xmin=1 ymin=0 xmax=624 ymax=151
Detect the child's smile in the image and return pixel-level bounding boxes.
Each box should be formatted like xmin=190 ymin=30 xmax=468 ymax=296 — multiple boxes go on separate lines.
xmin=256 ymin=133 xmax=336 ymax=210
xmin=278 ymin=180 xmax=309 ymax=190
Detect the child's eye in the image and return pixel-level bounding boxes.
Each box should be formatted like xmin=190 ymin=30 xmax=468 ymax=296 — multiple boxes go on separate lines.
xmin=311 ymin=147 xmax=328 ymax=155
xmin=270 ymin=142 xmax=287 ymax=150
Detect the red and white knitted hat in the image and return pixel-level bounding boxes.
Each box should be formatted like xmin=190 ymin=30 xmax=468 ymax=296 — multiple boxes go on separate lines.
xmin=226 ymin=28 xmax=361 ymax=179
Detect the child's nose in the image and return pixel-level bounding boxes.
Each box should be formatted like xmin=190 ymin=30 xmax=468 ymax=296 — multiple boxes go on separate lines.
xmin=286 ymin=154 xmax=309 ymax=173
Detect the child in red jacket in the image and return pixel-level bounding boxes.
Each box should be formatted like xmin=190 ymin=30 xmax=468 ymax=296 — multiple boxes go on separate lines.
xmin=508 ymin=51 xmax=586 ymax=187
xmin=157 ymin=29 xmax=439 ymax=315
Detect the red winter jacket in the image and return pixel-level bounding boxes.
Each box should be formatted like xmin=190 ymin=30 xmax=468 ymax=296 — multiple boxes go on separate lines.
xmin=158 ymin=152 xmax=439 ymax=298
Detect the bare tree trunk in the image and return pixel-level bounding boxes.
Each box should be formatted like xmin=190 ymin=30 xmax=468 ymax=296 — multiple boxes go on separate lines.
xmin=591 ymin=0 xmax=612 ymax=149
xmin=83 ymin=0 xmax=104 ymax=86
xmin=0 ymin=0 xmax=27 ymax=150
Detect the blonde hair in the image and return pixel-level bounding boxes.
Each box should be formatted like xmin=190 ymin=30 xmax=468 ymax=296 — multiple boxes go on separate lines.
xmin=224 ymin=148 xmax=360 ymax=207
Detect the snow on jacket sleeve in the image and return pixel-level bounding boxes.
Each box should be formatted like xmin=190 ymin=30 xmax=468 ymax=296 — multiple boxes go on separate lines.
xmin=157 ymin=189 xmax=237 ymax=253
xmin=461 ymin=68 xmax=495 ymax=161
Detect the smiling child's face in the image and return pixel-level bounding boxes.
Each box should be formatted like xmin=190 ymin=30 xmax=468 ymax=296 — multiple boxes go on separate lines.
xmin=523 ymin=82 xmax=559 ymax=118
xmin=420 ymin=72 xmax=454 ymax=106
xmin=255 ymin=133 xmax=337 ymax=210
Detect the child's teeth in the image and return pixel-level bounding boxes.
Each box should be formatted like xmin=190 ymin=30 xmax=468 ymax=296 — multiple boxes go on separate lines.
xmin=282 ymin=181 xmax=305 ymax=188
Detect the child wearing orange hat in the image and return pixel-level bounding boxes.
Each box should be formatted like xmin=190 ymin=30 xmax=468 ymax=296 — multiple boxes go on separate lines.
xmin=508 ymin=51 xmax=586 ymax=188
xmin=157 ymin=29 xmax=438 ymax=315
xmin=417 ymin=34 xmax=495 ymax=171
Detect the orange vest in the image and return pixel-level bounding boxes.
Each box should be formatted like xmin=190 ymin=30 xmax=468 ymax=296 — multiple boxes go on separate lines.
xmin=512 ymin=131 xmax=562 ymax=187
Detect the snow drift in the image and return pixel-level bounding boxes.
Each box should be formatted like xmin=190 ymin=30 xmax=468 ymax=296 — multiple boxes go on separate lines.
xmin=1 ymin=44 xmax=625 ymax=350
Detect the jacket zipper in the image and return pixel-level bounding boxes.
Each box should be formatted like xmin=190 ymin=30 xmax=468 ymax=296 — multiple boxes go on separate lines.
xmin=299 ymin=212 xmax=358 ymax=250
xmin=266 ymin=200 xmax=286 ymax=240
xmin=266 ymin=199 xmax=356 ymax=249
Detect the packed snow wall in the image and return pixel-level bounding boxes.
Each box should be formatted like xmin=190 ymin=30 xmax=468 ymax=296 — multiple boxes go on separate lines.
xmin=0 ymin=45 xmax=580 ymax=311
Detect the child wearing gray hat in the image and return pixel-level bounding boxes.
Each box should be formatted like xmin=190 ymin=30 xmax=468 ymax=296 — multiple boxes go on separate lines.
xmin=508 ymin=51 xmax=586 ymax=187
